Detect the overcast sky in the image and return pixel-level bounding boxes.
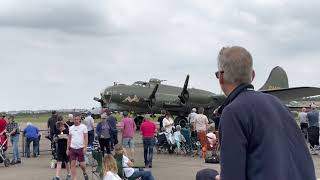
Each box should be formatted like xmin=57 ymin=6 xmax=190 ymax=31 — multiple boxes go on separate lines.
xmin=0 ymin=0 xmax=319 ymax=111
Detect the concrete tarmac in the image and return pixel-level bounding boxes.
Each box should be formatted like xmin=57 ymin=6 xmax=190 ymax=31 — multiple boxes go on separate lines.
xmin=1 ymin=123 xmax=320 ymax=180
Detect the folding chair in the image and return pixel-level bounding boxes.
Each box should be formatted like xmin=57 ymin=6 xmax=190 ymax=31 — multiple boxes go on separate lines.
xmin=91 ymin=150 xmax=103 ymax=180
xmin=114 ymin=154 xmax=141 ymax=180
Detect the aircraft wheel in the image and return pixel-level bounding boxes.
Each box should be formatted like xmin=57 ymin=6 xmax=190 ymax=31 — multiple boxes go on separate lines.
xmin=174 ymin=116 xmax=188 ymax=128
xmin=4 ymin=158 xmax=10 ymax=167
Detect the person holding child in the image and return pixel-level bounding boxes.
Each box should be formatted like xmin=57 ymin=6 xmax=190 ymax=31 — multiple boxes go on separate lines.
xmin=52 ymin=121 xmax=71 ymax=180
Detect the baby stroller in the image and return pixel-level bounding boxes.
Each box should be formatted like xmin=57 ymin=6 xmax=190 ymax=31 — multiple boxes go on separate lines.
xmin=205 ymin=133 xmax=219 ymax=164
xmin=0 ymin=133 xmax=10 ymax=167
xmin=156 ymin=133 xmax=170 ymax=153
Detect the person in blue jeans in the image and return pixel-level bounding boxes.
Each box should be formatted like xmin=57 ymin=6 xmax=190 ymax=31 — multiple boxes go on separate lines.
xmin=6 ymin=115 xmax=21 ymax=164
xmin=143 ymin=138 xmax=155 ymax=168
xmin=23 ymin=122 xmax=39 ymax=158
xmin=140 ymin=116 xmax=156 ymax=168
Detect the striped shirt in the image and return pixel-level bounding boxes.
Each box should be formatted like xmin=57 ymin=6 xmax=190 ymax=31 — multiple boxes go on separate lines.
xmin=6 ymin=122 xmax=19 ymax=135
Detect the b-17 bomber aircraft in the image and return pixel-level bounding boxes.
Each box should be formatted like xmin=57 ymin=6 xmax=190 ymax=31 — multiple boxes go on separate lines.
xmin=94 ymin=66 xmax=320 ymax=127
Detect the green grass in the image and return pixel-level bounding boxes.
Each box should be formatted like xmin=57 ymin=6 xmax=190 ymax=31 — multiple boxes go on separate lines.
xmin=14 ymin=114 xmax=52 ymax=123
xmin=13 ymin=113 xmax=160 ymax=123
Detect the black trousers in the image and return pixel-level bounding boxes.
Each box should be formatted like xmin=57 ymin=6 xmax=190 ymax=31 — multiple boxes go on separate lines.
xmin=99 ymin=138 xmax=111 ymax=156
xmin=110 ymin=131 xmax=118 ymax=149
xmin=308 ymin=126 xmax=319 ymax=148
xmin=300 ymin=123 xmax=308 ymax=140
xmin=88 ymin=130 xmax=94 ymax=147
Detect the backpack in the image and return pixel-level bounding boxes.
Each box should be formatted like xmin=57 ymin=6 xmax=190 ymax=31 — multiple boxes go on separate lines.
xmin=205 ymin=152 xmax=220 ymax=164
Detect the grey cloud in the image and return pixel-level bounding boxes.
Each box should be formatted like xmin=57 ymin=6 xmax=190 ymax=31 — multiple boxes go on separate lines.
xmin=0 ymin=0 xmax=320 ymax=111
xmin=0 ymin=1 xmax=122 ymax=35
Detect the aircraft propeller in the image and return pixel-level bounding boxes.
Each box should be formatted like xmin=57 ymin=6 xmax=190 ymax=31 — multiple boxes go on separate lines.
xmin=93 ymin=97 xmax=104 ymax=107
xmin=178 ymin=75 xmax=190 ymax=104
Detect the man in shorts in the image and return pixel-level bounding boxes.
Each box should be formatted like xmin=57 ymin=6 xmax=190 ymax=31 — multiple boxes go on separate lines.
xmin=67 ymin=113 xmax=89 ymax=180
xmin=53 ymin=121 xmax=71 ymax=180
xmin=121 ymin=111 xmax=136 ymax=158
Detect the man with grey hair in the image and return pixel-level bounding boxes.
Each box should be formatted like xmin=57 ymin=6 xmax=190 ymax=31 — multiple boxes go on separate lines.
xmin=307 ymin=104 xmax=319 ymax=154
xmin=299 ymin=107 xmax=308 ymax=140
xmin=215 ymin=46 xmax=315 ymax=180
xmin=23 ymin=122 xmax=40 ymax=158
xmin=188 ymin=108 xmax=197 ymax=125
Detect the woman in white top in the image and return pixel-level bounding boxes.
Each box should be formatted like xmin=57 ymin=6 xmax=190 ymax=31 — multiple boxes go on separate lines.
xmin=162 ymin=112 xmax=174 ymax=133
xmin=103 ymin=154 xmax=121 ymax=180
xmin=115 ymin=145 xmax=155 ymax=180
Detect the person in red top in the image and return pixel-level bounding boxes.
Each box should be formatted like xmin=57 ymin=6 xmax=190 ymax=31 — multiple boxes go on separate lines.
xmin=0 ymin=113 xmax=7 ymax=134
xmin=0 ymin=113 xmax=8 ymax=150
xmin=140 ymin=114 xmax=157 ymax=168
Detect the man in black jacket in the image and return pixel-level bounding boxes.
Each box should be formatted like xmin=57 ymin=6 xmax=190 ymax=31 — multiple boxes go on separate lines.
xmin=106 ymin=110 xmax=118 ymax=150
xmin=47 ymin=111 xmax=63 ymax=140
xmin=215 ymin=46 xmax=316 ymax=180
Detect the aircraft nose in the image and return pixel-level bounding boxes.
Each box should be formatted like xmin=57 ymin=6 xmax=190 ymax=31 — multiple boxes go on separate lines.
xmin=103 ymin=87 xmax=113 ymax=103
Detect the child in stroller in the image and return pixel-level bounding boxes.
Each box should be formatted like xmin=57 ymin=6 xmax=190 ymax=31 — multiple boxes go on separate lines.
xmin=0 ymin=130 xmax=10 ymax=167
xmin=205 ymin=125 xmax=219 ymax=163
xmin=156 ymin=127 xmax=170 ymax=153
xmin=46 ymin=134 xmax=58 ymax=168
xmin=156 ymin=127 xmax=177 ymax=154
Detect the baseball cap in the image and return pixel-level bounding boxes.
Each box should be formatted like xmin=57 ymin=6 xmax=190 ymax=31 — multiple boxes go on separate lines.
xmin=123 ymin=111 xmax=129 ymax=116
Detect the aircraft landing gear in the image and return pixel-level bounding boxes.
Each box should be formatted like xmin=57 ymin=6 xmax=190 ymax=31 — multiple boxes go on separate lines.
xmin=174 ymin=116 xmax=188 ymax=128
xmin=134 ymin=116 xmax=144 ymax=130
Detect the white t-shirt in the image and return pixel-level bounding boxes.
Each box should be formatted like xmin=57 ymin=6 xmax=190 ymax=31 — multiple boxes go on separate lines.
xmin=103 ymin=171 xmax=121 ymax=180
xmin=194 ymin=114 xmax=209 ymax=132
xmin=188 ymin=112 xmax=197 ymax=124
xmin=163 ymin=117 xmax=174 ymax=133
xmin=69 ymin=124 xmax=88 ymax=149
xmin=298 ymin=112 xmax=308 ymax=124
xmin=123 ymin=155 xmax=134 ymax=177
xmin=84 ymin=116 xmax=94 ymax=131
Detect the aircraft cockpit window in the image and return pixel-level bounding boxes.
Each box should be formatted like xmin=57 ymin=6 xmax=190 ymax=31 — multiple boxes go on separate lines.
xmin=149 ymin=78 xmax=161 ymax=84
xmin=133 ymin=81 xmax=149 ymax=87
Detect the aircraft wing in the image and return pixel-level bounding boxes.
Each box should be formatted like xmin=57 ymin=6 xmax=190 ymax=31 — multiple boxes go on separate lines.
xmin=261 ymin=87 xmax=320 ymax=102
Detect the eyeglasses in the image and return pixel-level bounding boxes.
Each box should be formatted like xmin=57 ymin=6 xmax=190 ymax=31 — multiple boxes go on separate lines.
xmin=215 ymin=71 xmax=224 ymax=79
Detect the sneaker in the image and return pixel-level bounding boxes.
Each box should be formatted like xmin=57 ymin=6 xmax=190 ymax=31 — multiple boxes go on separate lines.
xmin=84 ymin=173 xmax=89 ymax=180
xmin=16 ymin=159 xmax=21 ymax=164
xmin=52 ymin=177 xmax=60 ymax=180
xmin=10 ymin=159 xmax=16 ymax=165
xmin=66 ymin=175 xmax=71 ymax=180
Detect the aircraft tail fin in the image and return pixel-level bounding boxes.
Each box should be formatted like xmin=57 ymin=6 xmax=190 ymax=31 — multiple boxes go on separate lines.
xmin=259 ymin=66 xmax=289 ymax=90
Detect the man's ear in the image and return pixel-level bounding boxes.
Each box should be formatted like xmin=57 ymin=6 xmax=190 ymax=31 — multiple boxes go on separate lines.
xmin=219 ymin=74 xmax=224 ymax=85
xmin=252 ymin=70 xmax=255 ymax=82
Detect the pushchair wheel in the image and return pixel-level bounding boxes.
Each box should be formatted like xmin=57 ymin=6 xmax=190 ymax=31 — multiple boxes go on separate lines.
xmin=4 ymin=158 xmax=10 ymax=167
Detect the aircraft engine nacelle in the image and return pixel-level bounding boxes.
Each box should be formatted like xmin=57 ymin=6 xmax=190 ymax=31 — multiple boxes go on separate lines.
xmin=147 ymin=97 xmax=156 ymax=109
xmin=178 ymin=75 xmax=190 ymax=104
xmin=179 ymin=90 xmax=189 ymax=104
